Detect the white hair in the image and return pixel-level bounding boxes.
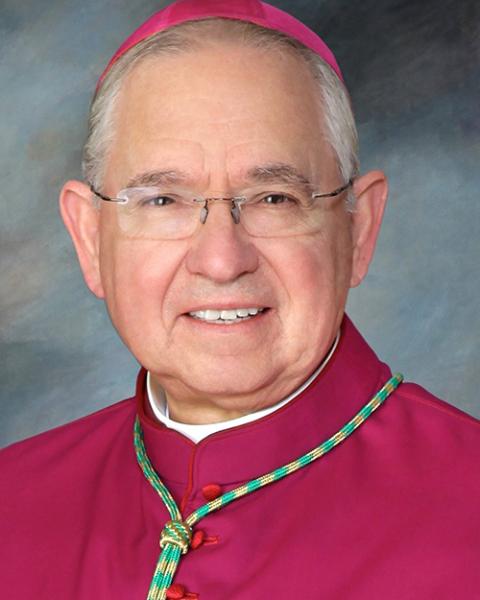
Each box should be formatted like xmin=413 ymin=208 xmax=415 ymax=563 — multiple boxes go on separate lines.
xmin=82 ymin=19 xmax=359 ymax=205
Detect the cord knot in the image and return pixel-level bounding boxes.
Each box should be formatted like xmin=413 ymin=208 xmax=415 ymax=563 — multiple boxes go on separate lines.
xmin=160 ymin=520 xmax=192 ymax=555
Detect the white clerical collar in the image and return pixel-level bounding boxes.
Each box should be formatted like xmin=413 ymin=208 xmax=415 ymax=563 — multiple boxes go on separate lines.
xmin=147 ymin=331 xmax=340 ymax=444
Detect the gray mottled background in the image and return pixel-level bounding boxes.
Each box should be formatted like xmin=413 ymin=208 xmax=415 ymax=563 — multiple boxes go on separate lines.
xmin=1 ymin=0 xmax=479 ymax=447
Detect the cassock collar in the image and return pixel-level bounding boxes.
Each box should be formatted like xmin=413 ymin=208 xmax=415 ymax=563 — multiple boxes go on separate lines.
xmin=145 ymin=332 xmax=340 ymax=442
xmin=136 ymin=314 xmax=392 ymax=488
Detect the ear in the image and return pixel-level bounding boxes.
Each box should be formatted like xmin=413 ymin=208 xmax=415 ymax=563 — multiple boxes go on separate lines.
xmin=349 ymin=170 xmax=388 ymax=288
xmin=59 ymin=180 xmax=105 ymax=298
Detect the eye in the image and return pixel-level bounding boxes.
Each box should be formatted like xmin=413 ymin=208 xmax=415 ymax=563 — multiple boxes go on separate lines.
xmin=143 ymin=195 xmax=176 ymax=207
xmin=261 ymin=193 xmax=296 ymax=206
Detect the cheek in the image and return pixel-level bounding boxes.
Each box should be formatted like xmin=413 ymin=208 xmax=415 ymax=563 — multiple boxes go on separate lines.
xmin=269 ymin=221 xmax=353 ymax=313
xmin=259 ymin=223 xmax=352 ymax=369
xmin=98 ymin=234 xmax=185 ymax=331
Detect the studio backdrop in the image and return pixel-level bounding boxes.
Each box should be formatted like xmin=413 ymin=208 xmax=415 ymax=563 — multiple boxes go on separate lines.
xmin=1 ymin=0 xmax=479 ymax=446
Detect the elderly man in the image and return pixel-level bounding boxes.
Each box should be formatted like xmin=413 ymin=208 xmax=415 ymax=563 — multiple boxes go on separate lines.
xmin=1 ymin=1 xmax=479 ymax=598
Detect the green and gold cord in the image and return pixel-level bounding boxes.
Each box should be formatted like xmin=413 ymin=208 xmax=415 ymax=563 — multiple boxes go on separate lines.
xmin=134 ymin=372 xmax=404 ymax=599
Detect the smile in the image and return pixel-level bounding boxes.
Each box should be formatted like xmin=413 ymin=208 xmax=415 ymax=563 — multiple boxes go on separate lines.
xmin=188 ymin=307 xmax=266 ymax=324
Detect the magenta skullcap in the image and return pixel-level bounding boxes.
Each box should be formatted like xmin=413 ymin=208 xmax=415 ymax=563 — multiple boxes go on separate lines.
xmin=97 ymin=0 xmax=343 ymax=88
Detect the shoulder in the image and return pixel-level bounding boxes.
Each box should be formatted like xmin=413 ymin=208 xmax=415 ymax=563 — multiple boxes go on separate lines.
xmin=0 ymin=397 xmax=137 ymax=489
xmin=392 ymin=380 xmax=480 ymax=442
xmin=381 ymin=379 xmax=480 ymax=497
xmin=0 ymin=397 xmax=145 ymax=594
xmin=0 ymin=397 xmax=139 ymax=548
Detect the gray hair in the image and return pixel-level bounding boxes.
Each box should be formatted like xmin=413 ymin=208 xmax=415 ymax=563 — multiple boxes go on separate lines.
xmin=82 ymin=18 xmax=359 ymax=204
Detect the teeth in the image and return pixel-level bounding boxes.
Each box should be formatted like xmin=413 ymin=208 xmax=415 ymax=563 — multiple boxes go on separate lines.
xmin=189 ymin=307 xmax=265 ymax=322
xmin=220 ymin=310 xmax=237 ymax=320
xmin=205 ymin=309 xmax=220 ymax=321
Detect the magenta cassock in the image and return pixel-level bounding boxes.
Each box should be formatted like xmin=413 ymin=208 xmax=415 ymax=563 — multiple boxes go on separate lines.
xmin=1 ymin=316 xmax=479 ymax=598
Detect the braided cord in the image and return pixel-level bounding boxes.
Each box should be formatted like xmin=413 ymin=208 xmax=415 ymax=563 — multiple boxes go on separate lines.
xmin=133 ymin=422 xmax=180 ymax=521
xmin=135 ymin=372 xmax=403 ymax=599
xmin=134 ymin=420 xmax=186 ymax=597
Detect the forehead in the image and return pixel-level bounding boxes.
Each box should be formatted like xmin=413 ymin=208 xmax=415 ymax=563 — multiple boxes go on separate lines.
xmin=105 ymin=41 xmax=334 ymax=189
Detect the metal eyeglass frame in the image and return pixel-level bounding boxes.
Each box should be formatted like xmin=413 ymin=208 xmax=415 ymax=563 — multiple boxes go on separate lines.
xmin=89 ymin=179 xmax=354 ymax=226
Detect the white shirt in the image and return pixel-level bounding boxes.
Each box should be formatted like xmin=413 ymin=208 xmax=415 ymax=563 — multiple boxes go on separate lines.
xmin=147 ymin=332 xmax=340 ymax=443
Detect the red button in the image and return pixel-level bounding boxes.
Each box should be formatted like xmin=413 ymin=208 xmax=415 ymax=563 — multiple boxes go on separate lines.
xmin=202 ymin=483 xmax=222 ymax=501
xmin=191 ymin=529 xmax=205 ymax=550
xmin=166 ymin=583 xmax=186 ymax=599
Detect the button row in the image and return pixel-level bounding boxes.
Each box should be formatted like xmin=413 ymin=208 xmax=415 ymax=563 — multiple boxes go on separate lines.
xmin=167 ymin=483 xmax=222 ymax=598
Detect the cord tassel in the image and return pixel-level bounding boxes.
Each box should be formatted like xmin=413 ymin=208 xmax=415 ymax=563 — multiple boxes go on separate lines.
xmin=147 ymin=543 xmax=182 ymax=600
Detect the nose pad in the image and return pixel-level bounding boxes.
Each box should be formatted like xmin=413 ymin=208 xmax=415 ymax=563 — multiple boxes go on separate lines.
xmin=199 ymin=203 xmax=209 ymax=225
xmin=199 ymin=199 xmax=241 ymax=226
xmin=231 ymin=202 xmax=241 ymax=224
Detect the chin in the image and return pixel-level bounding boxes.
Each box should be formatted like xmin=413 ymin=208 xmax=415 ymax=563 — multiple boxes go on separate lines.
xmin=174 ymin=359 xmax=280 ymax=401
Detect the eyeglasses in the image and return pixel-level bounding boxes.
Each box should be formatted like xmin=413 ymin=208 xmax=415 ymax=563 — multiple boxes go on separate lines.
xmin=89 ymin=179 xmax=353 ymax=240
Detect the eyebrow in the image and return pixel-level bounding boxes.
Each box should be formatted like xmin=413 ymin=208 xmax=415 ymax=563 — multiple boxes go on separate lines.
xmin=246 ymin=163 xmax=314 ymax=191
xmin=126 ymin=170 xmax=190 ymax=188
xmin=125 ymin=163 xmax=314 ymax=190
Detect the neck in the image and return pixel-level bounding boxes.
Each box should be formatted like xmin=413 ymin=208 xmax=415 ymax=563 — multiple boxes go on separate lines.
xmin=148 ymin=331 xmax=340 ymax=426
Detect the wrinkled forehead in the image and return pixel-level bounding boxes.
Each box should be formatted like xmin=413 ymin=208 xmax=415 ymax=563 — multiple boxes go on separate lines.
xmin=105 ymin=46 xmax=336 ymax=192
xmin=119 ymin=138 xmax=332 ymax=193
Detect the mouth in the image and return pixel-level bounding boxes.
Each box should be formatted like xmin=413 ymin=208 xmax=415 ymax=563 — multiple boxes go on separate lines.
xmin=187 ymin=307 xmax=268 ymax=325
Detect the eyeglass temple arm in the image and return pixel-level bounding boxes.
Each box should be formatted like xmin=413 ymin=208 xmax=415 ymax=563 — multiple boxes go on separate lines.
xmin=313 ymin=178 xmax=353 ymax=199
xmin=89 ymin=183 xmax=125 ymax=203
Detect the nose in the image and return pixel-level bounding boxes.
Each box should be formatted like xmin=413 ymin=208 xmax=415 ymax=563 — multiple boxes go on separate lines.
xmin=185 ymin=199 xmax=259 ymax=283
